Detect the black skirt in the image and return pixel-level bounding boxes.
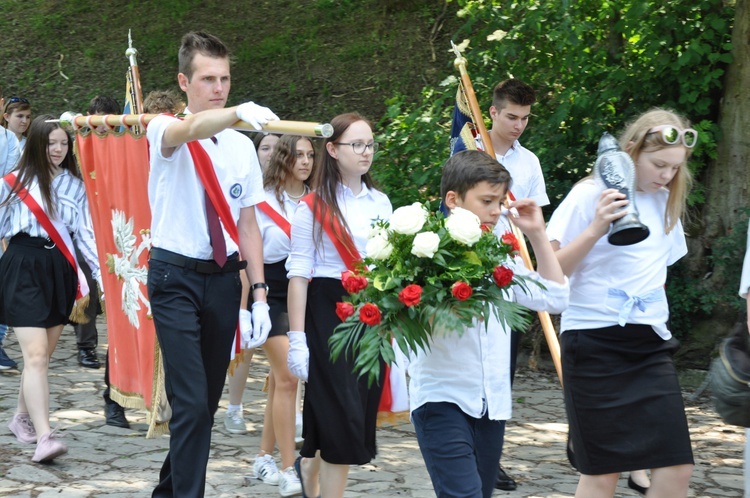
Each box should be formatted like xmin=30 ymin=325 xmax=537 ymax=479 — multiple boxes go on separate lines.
xmin=0 ymin=234 xmax=78 ymax=328
xmin=249 ymin=259 xmax=289 ymax=338
xmin=300 ymin=277 xmax=384 ymax=465
xmin=561 ymin=324 xmax=694 ymax=474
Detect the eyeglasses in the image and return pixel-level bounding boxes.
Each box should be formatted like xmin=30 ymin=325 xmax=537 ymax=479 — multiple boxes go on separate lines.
xmin=335 ymin=141 xmax=379 ymax=154
xmin=646 ymin=125 xmax=698 ymax=148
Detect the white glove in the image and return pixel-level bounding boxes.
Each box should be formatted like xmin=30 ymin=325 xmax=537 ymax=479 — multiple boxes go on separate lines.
xmin=287 ymin=331 xmax=309 ymax=382
xmin=239 ymin=309 xmax=254 ymax=349
xmin=236 ymin=102 xmax=279 ymax=131
xmin=246 ymin=301 xmax=271 ymax=349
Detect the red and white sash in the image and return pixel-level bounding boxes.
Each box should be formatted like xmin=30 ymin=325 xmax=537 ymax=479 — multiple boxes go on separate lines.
xmin=301 ymin=192 xmax=408 ymax=421
xmin=256 ymin=200 xmax=291 ymax=239
xmin=185 ymin=140 xmax=244 ymax=358
xmin=2 ymin=172 xmax=90 ymax=321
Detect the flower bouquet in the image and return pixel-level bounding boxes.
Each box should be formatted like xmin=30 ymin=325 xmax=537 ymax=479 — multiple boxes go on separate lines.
xmin=329 ymin=202 xmax=541 ymax=385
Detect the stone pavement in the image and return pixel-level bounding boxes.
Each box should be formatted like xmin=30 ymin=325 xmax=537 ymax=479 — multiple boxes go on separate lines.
xmin=0 ymin=319 xmax=745 ymax=497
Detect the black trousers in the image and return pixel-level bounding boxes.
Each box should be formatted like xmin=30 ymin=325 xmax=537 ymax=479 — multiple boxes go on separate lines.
xmin=148 ymin=256 xmax=242 ymax=498
xmin=73 ymin=245 xmax=99 ymax=349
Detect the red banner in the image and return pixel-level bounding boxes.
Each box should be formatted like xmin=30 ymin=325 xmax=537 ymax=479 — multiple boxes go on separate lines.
xmin=75 ymin=131 xmax=167 ymax=437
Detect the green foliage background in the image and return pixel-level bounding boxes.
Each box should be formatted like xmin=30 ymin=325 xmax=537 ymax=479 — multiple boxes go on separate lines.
xmin=0 ymin=0 xmax=742 ymax=366
xmin=372 ymin=0 xmax=740 ymax=361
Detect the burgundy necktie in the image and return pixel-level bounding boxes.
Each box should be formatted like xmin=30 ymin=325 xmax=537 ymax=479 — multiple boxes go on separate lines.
xmin=205 ymin=136 xmax=227 ymax=267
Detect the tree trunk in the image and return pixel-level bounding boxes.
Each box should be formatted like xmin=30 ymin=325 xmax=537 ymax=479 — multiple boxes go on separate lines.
xmin=704 ymin=0 xmax=750 ymax=235
xmin=684 ymin=0 xmax=750 ymax=350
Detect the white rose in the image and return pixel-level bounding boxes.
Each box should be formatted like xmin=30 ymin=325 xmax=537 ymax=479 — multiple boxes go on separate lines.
xmin=389 ymin=202 xmax=428 ymax=235
xmin=366 ymin=233 xmax=394 ymax=260
xmin=411 ymin=231 xmax=441 ymax=259
xmin=445 ymin=207 xmax=482 ymax=246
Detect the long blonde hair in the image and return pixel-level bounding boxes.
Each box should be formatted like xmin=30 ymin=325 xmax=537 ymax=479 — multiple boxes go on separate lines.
xmin=619 ymin=108 xmax=694 ymax=234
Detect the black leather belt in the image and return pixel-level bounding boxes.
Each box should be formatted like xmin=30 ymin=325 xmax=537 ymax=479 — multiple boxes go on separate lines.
xmin=149 ymin=247 xmax=246 ymax=274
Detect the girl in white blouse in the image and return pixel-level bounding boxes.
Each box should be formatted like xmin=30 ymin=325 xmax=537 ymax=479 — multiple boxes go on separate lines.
xmin=547 ymin=108 xmax=696 ymax=497
xmin=0 ymin=115 xmax=99 ymax=463
xmin=286 ymin=113 xmax=392 ymax=498
xmin=247 ymin=135 xmax=315 ymax=494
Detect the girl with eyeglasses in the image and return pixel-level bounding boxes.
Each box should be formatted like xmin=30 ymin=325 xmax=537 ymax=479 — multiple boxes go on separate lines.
xmin=1 ymin=97 xmax=32 ymax=153
xmin=0 ymin=115 xmax=100 ymax=463
xmin=547 ymin=108 xmax=695 ymax=497
xmin=286 ymin=113 xmax=391 ymax=498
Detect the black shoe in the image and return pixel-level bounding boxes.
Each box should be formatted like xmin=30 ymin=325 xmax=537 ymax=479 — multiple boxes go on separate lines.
xmin=105 ymin=401 xmax=130 ymax=428
xmin=627 ymin=475 xmax=649 ymax=495
xmin=495 ymin=466 xmax=517 ymax=491
xmin=78 ymin=348 xmax=101 ymax=369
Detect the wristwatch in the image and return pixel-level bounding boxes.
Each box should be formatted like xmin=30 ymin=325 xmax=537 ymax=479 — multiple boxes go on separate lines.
xmin=251 ymin=282 xmax=270 ymax=294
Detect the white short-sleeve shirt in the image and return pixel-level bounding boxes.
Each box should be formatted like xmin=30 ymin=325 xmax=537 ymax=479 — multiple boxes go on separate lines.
xmin=255 ymin=188 xmax=301 ymax=264
xmin=740 ymin=219 xmax=750 ymax=298
xmin=287 ymin=183 xmax=392 ymax=280
xmin=147 ymin=112 xmax=264 ymax=260
xmin=496 ymin=140 xmax=549 ymax=207
xmin=547 ymin=179 xmax=687 ymax=339
xmin=408 ymin=214 xmax=569 ymax=421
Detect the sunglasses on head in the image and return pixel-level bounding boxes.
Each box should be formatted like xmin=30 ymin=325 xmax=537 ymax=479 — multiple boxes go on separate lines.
xmin=6 ymin=97 xmax=29 ymax=105
xmin=646 ymin=125 xmax=698 ymax=148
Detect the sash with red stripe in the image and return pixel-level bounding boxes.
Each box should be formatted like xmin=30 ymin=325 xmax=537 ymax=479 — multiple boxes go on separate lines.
xmin=2 ymin=172 xmax=91 ymax=322
xmin=256 ymin=200 xmax=291 ymax=239
xmin=184 ymin=140 xmax=243 ymax=356
xmin=301 ymin=191 xmax=407 ymax=420
xmin=301 ymin=192 xmax=361 ymax=271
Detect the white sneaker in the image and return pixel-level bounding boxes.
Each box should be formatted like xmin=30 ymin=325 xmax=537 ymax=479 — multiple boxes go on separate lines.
xmin=278 ymin=466 xmax=302 ymax=496
xmin=253 ymin=454 xmax=280 ymax=485
xmin=224 ymin=408 xmax=247 ymax=434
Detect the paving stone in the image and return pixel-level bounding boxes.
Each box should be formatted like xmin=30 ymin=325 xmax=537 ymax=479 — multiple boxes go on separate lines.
xmin=0 ymin=319 xmax=745 ymax=497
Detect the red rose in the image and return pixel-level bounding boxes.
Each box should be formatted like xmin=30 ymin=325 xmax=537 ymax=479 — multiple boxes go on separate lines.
xmin=501 ymin=231 xmax=520 ymax=254
xmin=336 ymin=302 xmax=355 ymax=322
xmin=480 ymin=223 xmax=492 ymax=233
xmin=341 ymin=270 xmax=368 ymax=294
xmin=451 ymin=281 xmax=473 ymax=301
xmin=359 ymin=303 xmax=382 ymax=326
xmin=398 ymin=284 xmax=423 ymax=307
xmin=493 ymin=265 xmax=514 ymax=288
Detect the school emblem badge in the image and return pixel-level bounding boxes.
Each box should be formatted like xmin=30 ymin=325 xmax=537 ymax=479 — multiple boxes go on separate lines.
xmin=230 ymin=183 xmax=242 ymax=198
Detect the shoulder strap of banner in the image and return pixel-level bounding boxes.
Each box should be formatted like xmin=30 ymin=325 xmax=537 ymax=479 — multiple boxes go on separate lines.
xmin=301 ymin=192 xmax=361 ymax=271
xmin=2 ymin=172 xmax=88 ymax=300
xmin=256 ymin=200 xmax=291 ymax=239
xmin=185 ymin=140 xmax=240 ymax=247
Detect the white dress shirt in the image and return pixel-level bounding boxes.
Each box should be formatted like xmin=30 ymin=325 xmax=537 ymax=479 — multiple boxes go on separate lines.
xmin=740 ymin=219 xmax=750 ymax=299
xmin=407 ymin=214 xmax=569 ymax=420
xmin=547 ymin=179 xmax=687 ymax=339
xmin=287 ymin=183 xmax=392 ymax=279
xmin=496 ymin=140 xmax=549 ymax=206
xmin=147 ymin=112 xmax=264 ymax=260
xmin=255 ymin=188 xmax=302 ymax=264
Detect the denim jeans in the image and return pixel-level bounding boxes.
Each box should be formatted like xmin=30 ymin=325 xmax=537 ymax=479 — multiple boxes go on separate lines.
xmin=412 ymin=401 xmax=505 ymax=498
xmin=0 ymin=323 xmax=6 ymax=344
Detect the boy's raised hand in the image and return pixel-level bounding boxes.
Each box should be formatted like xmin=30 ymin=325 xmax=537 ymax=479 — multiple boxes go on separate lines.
xmin=507 ymin=198 xmax=545 ymax=238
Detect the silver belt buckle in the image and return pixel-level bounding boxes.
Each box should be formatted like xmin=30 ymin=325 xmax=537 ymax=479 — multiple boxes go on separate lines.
xmin=44 ymin=238 xmax=56 ymax=249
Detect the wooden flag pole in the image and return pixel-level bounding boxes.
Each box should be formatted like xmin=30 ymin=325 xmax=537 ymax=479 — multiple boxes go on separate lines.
xmin=53 ymin=112 xmax=334 ymax=138
xmin=453 ymin=47 xmax=563 ymax=385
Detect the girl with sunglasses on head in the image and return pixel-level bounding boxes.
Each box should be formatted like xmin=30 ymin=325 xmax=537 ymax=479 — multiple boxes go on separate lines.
xmin=286 ymin=113 xmax=391 ymax=498
xmin=0 ymin=115 xmax=100 ymax=463
xmin=547 ymin=108 xmax=696 ymax=497
xmin=1 ymin=97 xmax=31 ymax=153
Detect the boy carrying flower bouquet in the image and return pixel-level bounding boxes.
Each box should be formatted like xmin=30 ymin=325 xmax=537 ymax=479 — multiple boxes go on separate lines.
xmin=408 ymin=149 xmax=569 ymax=498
